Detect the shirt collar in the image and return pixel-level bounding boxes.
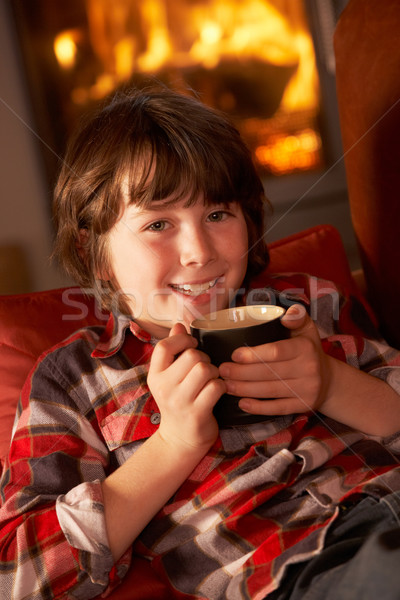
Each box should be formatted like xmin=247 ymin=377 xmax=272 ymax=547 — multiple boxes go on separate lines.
xmin=91 ymin=312 xmax=157 ymax=359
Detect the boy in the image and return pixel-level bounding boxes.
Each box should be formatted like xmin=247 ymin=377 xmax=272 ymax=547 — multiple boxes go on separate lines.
xmin=1 ymin=86 xmax=400 ymax=599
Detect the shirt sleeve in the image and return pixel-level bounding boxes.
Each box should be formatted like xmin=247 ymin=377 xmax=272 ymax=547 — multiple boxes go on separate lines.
xmin=268 ymin=272 xmax=400 ymax=379
xmin=313 ymin=282 xmax=400 ymax=386
xmin=0 ymin=356 xmax=130 ymax=599
xmin=304 ymin=275 xmax=400 ymax=449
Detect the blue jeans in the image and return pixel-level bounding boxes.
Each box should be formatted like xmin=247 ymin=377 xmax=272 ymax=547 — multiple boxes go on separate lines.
xmin=267 ymin=492 xmax=400 ymax=600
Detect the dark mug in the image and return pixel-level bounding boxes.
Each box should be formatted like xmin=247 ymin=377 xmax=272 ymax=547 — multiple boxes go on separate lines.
xmin=190 ymin=305 xmax=289 ymax=427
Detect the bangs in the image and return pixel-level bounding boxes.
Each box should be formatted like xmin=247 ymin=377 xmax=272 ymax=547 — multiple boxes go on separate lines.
xmin=123 ymin=141 xmax=203 ymax=208
xmin=120 ymin=99 xmax=261 ymax=210
xmin=124 ymin=139 xmax=243 ymax=209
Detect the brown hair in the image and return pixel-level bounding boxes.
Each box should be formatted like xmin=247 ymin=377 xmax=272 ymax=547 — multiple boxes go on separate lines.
xmin=53 ymin=84 xmax=270 ymax=312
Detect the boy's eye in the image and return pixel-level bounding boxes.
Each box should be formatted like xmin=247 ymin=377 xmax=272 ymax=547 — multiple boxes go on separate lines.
xmin=147 ymin=220 xmax=168 ymax=232
xmin=207 ymin=210 xmax=228 ymax=222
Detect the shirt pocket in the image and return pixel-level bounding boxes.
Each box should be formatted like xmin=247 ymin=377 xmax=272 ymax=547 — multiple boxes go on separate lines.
xmin=101 ymin=387 xmax=160 ymax=451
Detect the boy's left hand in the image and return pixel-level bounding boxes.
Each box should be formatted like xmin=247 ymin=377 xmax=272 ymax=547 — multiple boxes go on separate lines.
xmin=218 ymin=304 xmax=332 ymax=416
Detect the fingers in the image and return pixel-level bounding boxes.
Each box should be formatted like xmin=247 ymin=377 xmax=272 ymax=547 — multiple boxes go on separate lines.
xmin=193 ymin=376 xmax=226 ymax=412
xmin=149 ymin=324 xmax=224 ymax=406
xmin=223 ymin=339 xmax=318 ymax=383
xmin=225 ymin=337 xmax=317 ymax=382
xmin=169 ymin=322 xmax=187 ymax=337
xmin=172 ymin=348 xmax=218 ymax=389
xmin=226 ymin=304 xmax=319 ymax=366
xmin=238 ymin=396 xmax=317 ymax=417
xmin=150 ymin=325 xmax=198 ymax=372
xmin=281 ymin=305 xmax=321 ymax=346
xmin=218 ymin=304 xmax=324 ymax=411
xmin=280 ymin=303 xmax=308 ymax=330
xmin=225 ymin=371 xmax=320 ymax=401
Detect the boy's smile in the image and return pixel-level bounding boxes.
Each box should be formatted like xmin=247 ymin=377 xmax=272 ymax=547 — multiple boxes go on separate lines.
xmin=106 ymin=194 xmax=249 ymax=338
xmin=169 ymin=277 xmax=219 ymax=297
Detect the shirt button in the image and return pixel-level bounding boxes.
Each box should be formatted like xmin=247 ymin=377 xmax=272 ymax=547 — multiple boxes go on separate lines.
xmin=150 ymin=412 xmax=161 ymax=425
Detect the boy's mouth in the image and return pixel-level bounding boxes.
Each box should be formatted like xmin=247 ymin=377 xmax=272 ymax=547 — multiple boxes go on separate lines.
xmin=169 ymin=278 xmax=219 ymax=297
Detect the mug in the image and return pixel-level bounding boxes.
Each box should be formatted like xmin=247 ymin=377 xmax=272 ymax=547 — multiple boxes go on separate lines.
xmin=190 ymin=305 xmax=289 ymax=427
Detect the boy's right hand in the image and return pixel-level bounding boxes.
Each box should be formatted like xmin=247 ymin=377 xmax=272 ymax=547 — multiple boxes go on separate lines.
xmin=147 ymin=323 xmax=225 ymax=454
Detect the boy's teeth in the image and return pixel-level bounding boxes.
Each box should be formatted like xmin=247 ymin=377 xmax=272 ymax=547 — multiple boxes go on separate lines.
xmin=172 ymin=279 xmax=217 ymax=295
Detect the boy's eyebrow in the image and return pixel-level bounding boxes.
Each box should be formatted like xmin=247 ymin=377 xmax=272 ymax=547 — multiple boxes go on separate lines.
xmin=140 ymin=202 xmax=173 ymax=211
xmin=126 ymin=201 xmax=172 ymax=217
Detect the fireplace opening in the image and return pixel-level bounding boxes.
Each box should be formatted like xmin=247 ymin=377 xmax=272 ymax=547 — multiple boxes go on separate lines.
xmin=11 ymin=0 xmax=345 ymax=187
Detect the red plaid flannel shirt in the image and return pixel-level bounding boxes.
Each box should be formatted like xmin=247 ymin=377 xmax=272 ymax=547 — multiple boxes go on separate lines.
xmin=1 ymin=273 xmax=400 ymax=599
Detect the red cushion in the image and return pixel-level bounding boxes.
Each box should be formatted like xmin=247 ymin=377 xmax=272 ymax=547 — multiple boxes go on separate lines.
xmin=0 ymin=289 xmax=105 ymax=465
xmin=267 ymin=224 xmax=360 ymax=293
xmin=0 ymin=224 xmax=365 ymax=599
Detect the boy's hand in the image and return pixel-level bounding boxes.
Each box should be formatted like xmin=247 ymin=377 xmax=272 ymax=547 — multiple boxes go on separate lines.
xmin=147 ymin=323 xmax=225 ymax=453
xmin=218 ymin=304 xmax=332 ymax=417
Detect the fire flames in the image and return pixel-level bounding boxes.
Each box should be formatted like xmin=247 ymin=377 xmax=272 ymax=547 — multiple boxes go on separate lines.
xmin=53 ymin=0 xmax=322 ymax=176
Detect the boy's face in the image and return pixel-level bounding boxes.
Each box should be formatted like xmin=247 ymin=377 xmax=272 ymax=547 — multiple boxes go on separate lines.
xmin=105 ymin=193 xmax=249 ymax=338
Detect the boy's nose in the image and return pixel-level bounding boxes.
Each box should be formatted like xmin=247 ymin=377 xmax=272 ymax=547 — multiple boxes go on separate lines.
xmin=179 ymin=228 xmax=216 ymax=267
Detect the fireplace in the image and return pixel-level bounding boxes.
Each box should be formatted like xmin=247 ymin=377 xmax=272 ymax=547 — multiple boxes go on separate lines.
xmin=10 ymin=0 xmax=349 ymax=199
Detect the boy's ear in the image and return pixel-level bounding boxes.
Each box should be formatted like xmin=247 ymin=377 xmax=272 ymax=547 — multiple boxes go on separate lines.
xmin=77 ymin=228 xmax=111 ymax=280
xmin=76 ymin=228 xmax=89 ymax=262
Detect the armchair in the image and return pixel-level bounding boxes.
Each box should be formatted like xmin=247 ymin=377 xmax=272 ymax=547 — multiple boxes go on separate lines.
xmin=334 ymin=0 xmax=400 ymax=348
xmin=2 ymin=3 xmax=399 ymax=595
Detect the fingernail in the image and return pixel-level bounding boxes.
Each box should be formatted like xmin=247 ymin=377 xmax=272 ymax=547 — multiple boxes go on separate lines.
xmin=285 ymin=304 xmax=306 ymax=320
xmin=239 ymin=399 xmax=250 ymax=412
xmin=232 ymin=349 xmax=244 ymax=361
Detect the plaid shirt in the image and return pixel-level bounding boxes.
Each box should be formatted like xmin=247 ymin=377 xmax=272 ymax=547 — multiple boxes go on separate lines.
xmin=1 ymin=273 xmax=400 ymax=599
